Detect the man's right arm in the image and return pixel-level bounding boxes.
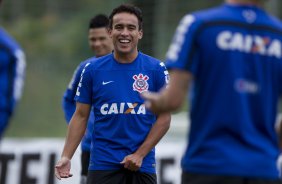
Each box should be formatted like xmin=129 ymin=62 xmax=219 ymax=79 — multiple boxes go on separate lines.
xmin=142 ymin=70 xmax=192 ymax=114
xmin=55 ymin=102 xmax=90 ymax=180
xmin=62 ymin=63 xmax=85 ymax=123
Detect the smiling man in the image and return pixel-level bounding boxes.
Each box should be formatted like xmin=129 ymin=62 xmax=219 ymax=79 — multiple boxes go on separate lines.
xmin=55 ymin=4 xmax=171 ymax=184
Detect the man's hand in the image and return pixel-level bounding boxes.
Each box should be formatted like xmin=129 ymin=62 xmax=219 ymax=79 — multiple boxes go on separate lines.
xmin=120 ymin=153 xmax=143 ymax=171
xmin=141 ymin=91 xmax=161 ymax=114
xmin=142 ymin=70 xmax=192 ymax=114
xmin=55 ymin=157 xmax=73 ymax=180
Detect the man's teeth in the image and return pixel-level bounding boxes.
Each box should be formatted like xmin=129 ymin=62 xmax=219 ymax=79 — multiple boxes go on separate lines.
xmin=120 ymin=40 xmax=130 ymax=43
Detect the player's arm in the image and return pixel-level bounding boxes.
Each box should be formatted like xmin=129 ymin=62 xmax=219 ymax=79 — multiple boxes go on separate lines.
xmin=11 ymin=49 xmax=26 ymax=113
xmin=55 ymin=102 xmax=90 ymax=179
xmin=62 ymin=63 xmax=84 ymax=123
xmin=142 ymin=14 xmax=197 ymax=114
xmin=62 ymin=98 xmax=76 ymax=123
xmin=142 ymin=69 xmax=193 ymax=114
xmin=121 ymin=112 xmax=171 ymax=171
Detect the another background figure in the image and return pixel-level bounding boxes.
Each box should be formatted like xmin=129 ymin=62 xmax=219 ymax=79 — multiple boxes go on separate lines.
xmin=0 ymin=27 xmax=26 ymax=140
xmin=142 ymin=0 xmax=282 ymax=183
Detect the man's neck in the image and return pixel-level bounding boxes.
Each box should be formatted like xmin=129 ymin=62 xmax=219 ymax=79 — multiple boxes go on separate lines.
xmin=114 ymin=50 xmax=138 ymax=64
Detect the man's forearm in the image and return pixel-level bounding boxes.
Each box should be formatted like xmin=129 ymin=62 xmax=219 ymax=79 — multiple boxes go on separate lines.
xmin=61 ymin=111 xmax=88 ymax=159
xmin=135 ymin=113 xmax=171 ymax=157
xmin=143 ymin=70 xmax=191 ymax=114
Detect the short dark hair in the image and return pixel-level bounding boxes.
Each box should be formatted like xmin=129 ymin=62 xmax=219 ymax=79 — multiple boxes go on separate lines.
xmin=89 ymin=14 xmax=109 ymax=29
xmin=109 ymin=4 xmax=143 ymax=30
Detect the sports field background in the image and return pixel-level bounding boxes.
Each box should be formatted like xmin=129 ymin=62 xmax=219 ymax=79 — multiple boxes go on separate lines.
xmin=0 ymin=0 xmax=281 ymax=138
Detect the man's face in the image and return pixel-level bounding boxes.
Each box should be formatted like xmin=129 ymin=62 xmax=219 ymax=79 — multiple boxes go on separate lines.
xmin=88 ymin=27 xmax=113 ymax=57
xmin=109 ymin=12 xmax=143 ymax=56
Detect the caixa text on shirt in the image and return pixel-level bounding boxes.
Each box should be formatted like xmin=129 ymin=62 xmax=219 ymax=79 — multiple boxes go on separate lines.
xmin=217 ymin=31 xmax=281 ymax=59
xmin=100 ymin=103 xmax=146 ymax=115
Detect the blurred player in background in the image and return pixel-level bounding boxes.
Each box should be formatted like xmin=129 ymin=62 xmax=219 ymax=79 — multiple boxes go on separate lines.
xmin=0 ymin=27 xmax=26 ymax=140
xmin=142 ymin=0 xmax=282 ymax=183
xmin=62 ymin=14 xmax=113 ymax=184
xmin=56 ymin=4 xmax=170 ymax=184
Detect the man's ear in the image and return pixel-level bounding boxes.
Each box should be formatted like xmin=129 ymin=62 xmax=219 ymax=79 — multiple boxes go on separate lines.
xmin=138 ymin=30 xmax=143 ymax=39
xmin=108 ymin=28 xmax=112 ymax=38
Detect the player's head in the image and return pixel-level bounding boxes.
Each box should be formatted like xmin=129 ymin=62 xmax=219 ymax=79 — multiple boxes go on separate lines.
xmin=108 ymin=4 xmax=143 ymax=56
xmin=88 ymin=14 xmax=113 ymax=57
xmin=109 ymin=4 xmax=143 ymax=31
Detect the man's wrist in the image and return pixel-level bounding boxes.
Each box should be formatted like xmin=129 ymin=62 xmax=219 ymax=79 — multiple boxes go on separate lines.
xmin=61 ymin=155 xmax=71 ymax=161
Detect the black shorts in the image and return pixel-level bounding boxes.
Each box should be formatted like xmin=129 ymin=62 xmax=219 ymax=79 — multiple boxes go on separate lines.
xmin=181 ymin=172 xmax=282 ymax=184
xmin=87 ymin=169 xmax=156 ymax=184
xmin=81 ymin=151 xmax=90 ymax=176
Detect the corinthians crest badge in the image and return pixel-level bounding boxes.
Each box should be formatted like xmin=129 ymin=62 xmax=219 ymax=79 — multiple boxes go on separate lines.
xmin=132 ymin=73 xmax=149 ymax=93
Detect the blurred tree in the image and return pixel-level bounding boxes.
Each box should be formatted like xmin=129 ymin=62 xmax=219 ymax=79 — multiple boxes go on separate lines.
xmin=266 ymin=0 xmax=281 ymax=18
xmin=133 ymin=0 xmax=157 ymax=56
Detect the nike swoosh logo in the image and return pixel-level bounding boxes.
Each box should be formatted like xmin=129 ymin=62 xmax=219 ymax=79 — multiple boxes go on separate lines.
xmin=102 ymin=81 xmax=114 ymax=85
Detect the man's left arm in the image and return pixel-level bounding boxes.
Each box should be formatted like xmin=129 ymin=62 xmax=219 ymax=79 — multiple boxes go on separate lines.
xmin=121 ymin=112 xmax=171 ymax=171
xmin=11 ymin=49 xmax=26 ymax=112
